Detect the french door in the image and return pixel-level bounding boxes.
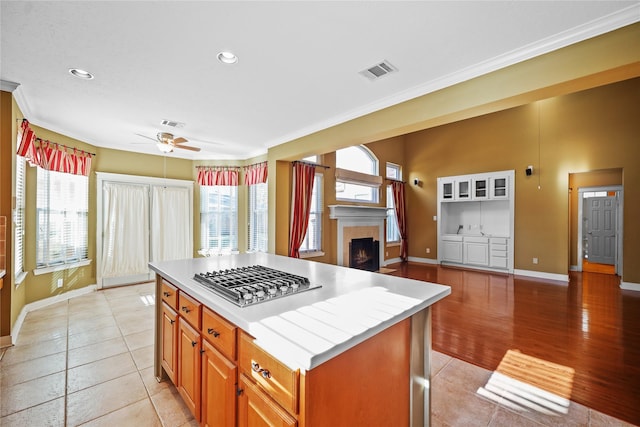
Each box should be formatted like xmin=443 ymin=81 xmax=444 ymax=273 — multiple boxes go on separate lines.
xmin=97 ymin=172 xmax=193 ymax=288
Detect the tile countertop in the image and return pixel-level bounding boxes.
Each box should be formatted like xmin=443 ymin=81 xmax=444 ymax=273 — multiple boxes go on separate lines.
xmin=149 ymin=253 xmax=450 ymax=372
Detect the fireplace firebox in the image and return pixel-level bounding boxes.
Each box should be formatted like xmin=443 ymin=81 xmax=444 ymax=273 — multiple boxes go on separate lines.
xmin=349 ymin=237 xmax=380 ymax=272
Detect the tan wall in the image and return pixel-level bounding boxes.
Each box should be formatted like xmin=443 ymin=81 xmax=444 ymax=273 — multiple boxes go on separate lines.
xmin=405 ymin=78 xmax=640 ymax=280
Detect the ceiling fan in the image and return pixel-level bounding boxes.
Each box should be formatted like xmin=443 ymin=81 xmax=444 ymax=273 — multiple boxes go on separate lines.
xmin=137 ymin=132 xmax=201 ymax=152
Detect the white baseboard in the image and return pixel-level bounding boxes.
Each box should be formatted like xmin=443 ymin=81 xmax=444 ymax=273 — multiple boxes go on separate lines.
xmin=382 ymin=257 xmax=403 ymax=265
xmin=8 ymin=284 xmax=98 ymax=348
xmin=513 ymin=269 xmax=569 ymax=284
xmin=620 ymin=281 xmax=640 ymax=291
xmin=569 ymin=265 xmax=579 ymax=271
xmin=407 ymin=256 xmax=439 ymax=265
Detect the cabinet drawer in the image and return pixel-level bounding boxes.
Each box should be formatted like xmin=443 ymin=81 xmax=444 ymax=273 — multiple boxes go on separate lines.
xmin=238 ymin=374 xmax=297 ymax=427
xmin=490 ymin=250 xmax=507 ymax=258
xmin=202 ymin=307 xmax=237 ymax=361
xmin=161 ymin=280 xmax=178 ymax=310
xmin=490 ymin=256 xmax=508 ymax=269
xmin=491 ymin=243 xmax=507 ymax=252
xmin=178 ymin=292 xmax=201 ymax=329
xmin=490 ymin=237 xmax=508 ymax=245
xmin=238 ymin=332 xmax=299 ymax=415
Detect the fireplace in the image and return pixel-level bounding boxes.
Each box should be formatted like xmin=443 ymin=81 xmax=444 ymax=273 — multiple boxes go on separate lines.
xmin=349 ymin=237 xmax=380 ymax=272
xmin=329 ymin=205 xmax=387 ymax=269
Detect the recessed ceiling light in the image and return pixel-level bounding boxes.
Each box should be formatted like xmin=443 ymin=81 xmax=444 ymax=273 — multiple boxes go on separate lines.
xmin=217 ymin=51 xmax=238 ymax=64
xmin=69 ymin=68 xmax=94 ymax=80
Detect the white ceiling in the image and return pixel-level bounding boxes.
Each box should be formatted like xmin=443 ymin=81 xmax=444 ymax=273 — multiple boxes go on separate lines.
xmin=2 ymin=1 xmax=638 ymax=160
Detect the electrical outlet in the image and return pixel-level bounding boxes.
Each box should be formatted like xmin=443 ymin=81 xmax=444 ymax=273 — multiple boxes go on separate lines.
xmin=426 ymin=248 xmax=431 ymax=254
xmin=57 ymin=278 xmax=63 ymax=288
xmin=533 ymin=257 xmax=539 ymax=265
xmin=433 ymin=215 xmax=437 ymax=221
xmin=386 ymin=251 xmax=389 ymax=256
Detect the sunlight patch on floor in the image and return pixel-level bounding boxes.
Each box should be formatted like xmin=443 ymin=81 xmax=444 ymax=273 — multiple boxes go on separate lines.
xmin=477 ymin=349 xmax=575 ymax=416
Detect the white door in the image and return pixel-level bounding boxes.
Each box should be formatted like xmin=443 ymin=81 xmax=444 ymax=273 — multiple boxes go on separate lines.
xmin=584 ymin=195 xmax=617 ymax=265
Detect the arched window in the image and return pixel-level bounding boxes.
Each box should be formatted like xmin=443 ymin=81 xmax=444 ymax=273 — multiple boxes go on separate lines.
xmin=335 ymin=145 xmax=381 ymax=203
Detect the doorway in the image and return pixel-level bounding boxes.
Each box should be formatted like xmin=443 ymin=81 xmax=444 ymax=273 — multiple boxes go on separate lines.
xmin=576 ymin=186 xmax=623 ymax=275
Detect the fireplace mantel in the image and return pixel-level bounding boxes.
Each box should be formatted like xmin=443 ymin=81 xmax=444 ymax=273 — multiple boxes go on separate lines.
xmin=329 ymin=205 xmax=387 ymax=267
xmin=329 ymin=205 xmax=388 ymax=219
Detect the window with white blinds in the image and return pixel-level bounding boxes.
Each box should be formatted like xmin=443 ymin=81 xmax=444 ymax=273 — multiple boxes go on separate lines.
xmin=248 ymin=182 xmax=268 ymax=252
xmin=36 ymin=169 xmax=89 ymax=267
xmin=15 ymin=156 xmax=26 ymax=277
xmin=300 ymin=173 xmax=322 ymax=253
xmin=200 ymin=185 xmax=238 ymax=252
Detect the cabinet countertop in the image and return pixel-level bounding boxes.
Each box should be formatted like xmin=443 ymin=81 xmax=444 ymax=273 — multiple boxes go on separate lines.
xmin=150 ymin=253 xmax=450 ymax=372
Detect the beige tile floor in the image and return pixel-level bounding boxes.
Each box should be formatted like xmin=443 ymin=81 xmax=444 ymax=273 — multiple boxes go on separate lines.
xmin=0 ymin=282 xmax=634 ymax=426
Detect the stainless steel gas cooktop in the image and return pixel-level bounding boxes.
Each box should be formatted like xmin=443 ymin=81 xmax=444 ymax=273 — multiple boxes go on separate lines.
xmin=193 ymin=265 xmax=321 ymax=307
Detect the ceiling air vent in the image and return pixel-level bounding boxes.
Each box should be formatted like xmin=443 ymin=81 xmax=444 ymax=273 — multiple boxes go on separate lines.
xmin=160 ymin=119 xmax=185 ymax=128
xmin=360 ymin=60 xmax=398 ymax=81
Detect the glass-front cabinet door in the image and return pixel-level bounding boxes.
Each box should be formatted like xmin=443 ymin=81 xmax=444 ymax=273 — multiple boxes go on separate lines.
xmin=456 ymin=179 xmax=471 ymax=200
xmin=491 ymin=176 xmax=509 ymax=199
xmin=442 ymin=181 xmax=454 ymax=200
xmin=473 ymin=179 xmax=488 ymax=200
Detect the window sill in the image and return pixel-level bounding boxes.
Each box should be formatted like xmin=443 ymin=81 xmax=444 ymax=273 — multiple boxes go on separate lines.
xmin=386 ymin=242 xmax=401 ymax=247
xmin=300 ymin=251 xmax=325 ymax=259
xmin=15 ymin=271 xmax=27 ymax=287
xmin=34 ymin=259 xmax=92 ymax=276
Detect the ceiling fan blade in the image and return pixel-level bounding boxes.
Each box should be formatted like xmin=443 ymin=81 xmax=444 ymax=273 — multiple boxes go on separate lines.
xmin=173 ymin=137 xmax=188 ymax=144
xmin=135 ymin=133 xmax=158 ymax=142
xmin=174 ymin=145 xmax=201 ymax=152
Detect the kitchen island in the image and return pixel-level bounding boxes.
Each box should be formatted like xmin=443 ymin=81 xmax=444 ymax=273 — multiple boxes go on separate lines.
xmin=150 ymin=253 xmax=450 ymax=426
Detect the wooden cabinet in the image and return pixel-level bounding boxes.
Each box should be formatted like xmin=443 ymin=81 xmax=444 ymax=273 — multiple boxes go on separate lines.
xmin=161 ymin=302 xmax=178 ymax=383
xmin=177 ymin=316 xmax=202 ymax=421
xmin=201 ymin=339 xmax=237 ymax=427
xmin=238 ymin=374 xmax=297 ymax=427
xmin=161 ymin=279 xmax=178 ymax=309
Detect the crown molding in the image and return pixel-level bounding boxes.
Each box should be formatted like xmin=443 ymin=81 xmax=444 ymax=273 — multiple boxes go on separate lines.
xmin=0 ymin=79 xmax=20 ymax=92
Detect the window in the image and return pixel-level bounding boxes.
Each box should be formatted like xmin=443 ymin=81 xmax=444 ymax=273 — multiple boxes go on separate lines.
xmin=335 ymin=145 xmax=380 ymax=203
xmin=15 ymin=156 xmax=26 ymax=278
xmin=36 ymin=169 xmax=89 ymax=267
xmin=200 ymin=185 xmax=238 ymax=252
xmin=248 ymin=182 xmax=268 ymax=252
xmin=300 ymin=173 xmax=323 ymax=254
xmin=386 ymin=163 xmax=402 ymax=244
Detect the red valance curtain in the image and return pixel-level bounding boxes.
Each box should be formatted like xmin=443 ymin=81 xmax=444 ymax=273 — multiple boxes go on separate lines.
xmin=16 ymin=119 xmax=93 ymax=176
xmin=244 ymin=162 xmax=268 ymax=185
xmin=289 ymin=162 xmax=316 ymax=258
xmin=391 ymin=181 xmax=408 ymax=261
xmin=197 ymin=167 xmax=239 ymax=186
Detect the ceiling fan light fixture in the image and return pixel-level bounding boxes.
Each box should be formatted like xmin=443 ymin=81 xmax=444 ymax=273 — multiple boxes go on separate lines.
xmin=156 ymin=142 xmax=173 ymax=153
xmin=69 ymin=68 xmax=94 ymax=80
xmin=217 ymin=51 xmax=238 ymax=64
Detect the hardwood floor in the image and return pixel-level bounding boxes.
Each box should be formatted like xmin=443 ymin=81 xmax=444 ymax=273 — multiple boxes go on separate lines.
xmin=388 ymin=263 xmax=640 ymax=425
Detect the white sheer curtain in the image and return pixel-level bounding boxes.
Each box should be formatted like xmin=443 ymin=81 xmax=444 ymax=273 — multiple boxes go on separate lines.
xmin=101 ymin=183 xmax=150 ymax=277
xmin=151 ymin=186 xmax=191 ymax=262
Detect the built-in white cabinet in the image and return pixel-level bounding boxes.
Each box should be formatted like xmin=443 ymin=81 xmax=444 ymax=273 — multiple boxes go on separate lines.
xmin=436 ymin=170 xmax=514 ymax=273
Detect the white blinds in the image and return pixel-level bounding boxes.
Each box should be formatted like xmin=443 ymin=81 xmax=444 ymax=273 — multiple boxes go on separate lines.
xmin=200 ymin=186 xmax=238 ymax=252
xmin=14 ymin=156 xmax=25 ymax=276
xmin=36 ymin=168 xmax=88 ymax=267
xmin=248 ymin=182 xmax=268 ymax=252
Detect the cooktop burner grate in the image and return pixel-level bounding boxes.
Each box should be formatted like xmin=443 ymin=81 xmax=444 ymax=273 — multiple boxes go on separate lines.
xmin=193 ymin=265 xmax=321 ymax=307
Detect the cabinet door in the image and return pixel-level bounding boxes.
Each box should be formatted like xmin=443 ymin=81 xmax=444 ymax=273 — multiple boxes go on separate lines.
xmin=473 ymin=179 xmax=488 ymax=200
xmin=238 ymin=374 xmax=297 ymax=427
xmin=465 ymin=241 xmax=489 ymax=266
xmin=456 ymin=179 xmax=471 ymax=200
xmin=441 ymin=181 xmax=454 ymax=200
xmin=441 ymin=241 xmax=463 ymax=263
xmin=161 ymin=302 xmax=178 ymax=383
xmin=491 ymin=176 xmax=509 ymax=199
xmin=178 ymin=317 xmax=201 ymax=421
xmin=202 ymin=339 xmax=237 ymax=427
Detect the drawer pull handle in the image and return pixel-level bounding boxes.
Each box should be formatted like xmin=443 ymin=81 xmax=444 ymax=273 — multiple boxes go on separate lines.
xmin=251 ymin=362 xmax=271 ymax=379
xmin=181 ymin=306 xmax=191 ymax=313
xmin=191 ymin=340 xmax=197 ymax=347
xmin=163 ymin=291 xmax=171 ymax=297
xmin=207 ymin=328 xmax=220 ymax=337
xmin=169 ymin=319 xmax=175 ymax=325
